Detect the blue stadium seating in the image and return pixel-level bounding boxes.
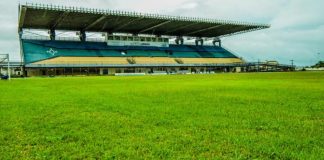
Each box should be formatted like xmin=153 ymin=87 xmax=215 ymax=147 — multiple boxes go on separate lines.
xmin=22 ymin=40 xmax=238 ymax=64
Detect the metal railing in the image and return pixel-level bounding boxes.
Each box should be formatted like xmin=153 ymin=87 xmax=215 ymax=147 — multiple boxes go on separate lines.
xmin=26 ymin=63 xmax=247 ymax=68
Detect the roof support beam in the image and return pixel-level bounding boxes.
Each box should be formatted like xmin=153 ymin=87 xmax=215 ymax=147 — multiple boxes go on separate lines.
xmin=84 ymin=15 xmax=107 ymax=31
xmin=100 ymin=21 xmax=110 ymax=32
xmin=139 ymin=20 xmax=171 ymax=33
xmin=222 ymin=26 xmax=249 ymax=36
xmin=219 ymin=26 xmax=257 ymax=38
xmin=187 ymin=24 xmax=225 ymax=36
xmin=18 ymin=6 xmax=27 ymax=30
xmin=164 ymin=23 xmax=200 ymax=35
xmin=51 ymin=11 xmax=69 ymax=30
xmin=112 ymin=17 xmax=144 ymax=32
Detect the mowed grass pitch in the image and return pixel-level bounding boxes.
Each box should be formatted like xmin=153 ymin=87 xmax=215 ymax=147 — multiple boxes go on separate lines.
xmin=0 ymin=72 xmax=323 ymax=159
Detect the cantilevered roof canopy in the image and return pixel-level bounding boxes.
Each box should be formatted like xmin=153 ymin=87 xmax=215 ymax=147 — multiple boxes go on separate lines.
xmin=19 ymin=3 xmax=270 ymax=38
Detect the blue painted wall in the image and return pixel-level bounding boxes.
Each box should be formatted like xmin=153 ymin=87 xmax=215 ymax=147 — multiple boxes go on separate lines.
xmin=22 ymin=40 xmax=238 ymax=64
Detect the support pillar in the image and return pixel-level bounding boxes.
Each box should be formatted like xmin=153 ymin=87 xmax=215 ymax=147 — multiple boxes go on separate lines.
xmin=18 ymin=30 xmax=27 ymax=77
xmin=175 ymin=36 xmax=184 ymax=45
xmin=79 ymin=30 xmax=86 ymax=42
xmin=49 ymin=29 xmax=56 ymax=41
xmin=195 ymin=38 xmax=204 ymax=46
xmin=213 ymin=37 xmax=221 ymax=47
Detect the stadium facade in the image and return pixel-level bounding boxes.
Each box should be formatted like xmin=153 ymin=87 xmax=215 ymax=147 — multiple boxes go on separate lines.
xmin=18 ymin=3 xmax=271 ymax=76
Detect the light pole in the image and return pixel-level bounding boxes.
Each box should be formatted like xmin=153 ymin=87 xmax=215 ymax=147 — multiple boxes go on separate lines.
xmin=7 ymin=54 xmax=10 ymax=80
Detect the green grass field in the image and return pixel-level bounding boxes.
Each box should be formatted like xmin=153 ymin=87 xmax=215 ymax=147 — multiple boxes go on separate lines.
xmin=1 ymin=72 xmax=323 ymax=159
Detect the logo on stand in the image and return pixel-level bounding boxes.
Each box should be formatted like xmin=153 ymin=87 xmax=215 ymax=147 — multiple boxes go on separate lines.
xmin=46 ymin=48 xmax=58 ymax=56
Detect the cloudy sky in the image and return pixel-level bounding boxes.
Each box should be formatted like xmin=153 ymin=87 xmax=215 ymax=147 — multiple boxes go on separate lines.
xmin=1 ymin=0 xmax=323 ymax=66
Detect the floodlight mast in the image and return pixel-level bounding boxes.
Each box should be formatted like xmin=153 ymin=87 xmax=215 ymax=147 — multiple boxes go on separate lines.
xmin=7 ymin=54 xmax=10 ymax=80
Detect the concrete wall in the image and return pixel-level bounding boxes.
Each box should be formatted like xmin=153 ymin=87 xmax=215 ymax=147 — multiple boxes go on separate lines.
xmin=305 ymin=68 xmax=324 ymax=71
xmin=0 ymin=67 xmax=22 ymax=76
xmin=24 ymin=66 xmax=245 ymax=77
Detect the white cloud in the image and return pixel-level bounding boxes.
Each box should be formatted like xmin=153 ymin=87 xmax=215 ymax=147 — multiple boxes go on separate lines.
xmin=179 ymin=2 xmax=198 ymax=10
xmin=271 ymin=1 xmax=324 ymax=29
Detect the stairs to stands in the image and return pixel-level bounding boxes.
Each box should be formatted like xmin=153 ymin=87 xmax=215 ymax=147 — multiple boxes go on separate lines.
xmin=127 ymin=57 xmax=136 ymax=64
xmin=174 ymin=58 xmax=184 ymax=64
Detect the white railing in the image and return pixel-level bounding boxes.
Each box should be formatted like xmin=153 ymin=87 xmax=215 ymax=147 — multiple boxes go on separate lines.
xmin=21 ymin=35 xmax=106 ymax=42
xmin=169 ymin=41 xmax=215 ymax=46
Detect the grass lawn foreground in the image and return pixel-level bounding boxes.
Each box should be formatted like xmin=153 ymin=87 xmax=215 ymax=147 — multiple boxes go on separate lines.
xmin=0 ymin=72 xmax=323 ymax=159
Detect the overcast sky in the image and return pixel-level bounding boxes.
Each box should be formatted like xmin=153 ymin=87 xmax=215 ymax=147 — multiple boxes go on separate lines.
xmin=1 ymin=0 xmax=323 ymax=66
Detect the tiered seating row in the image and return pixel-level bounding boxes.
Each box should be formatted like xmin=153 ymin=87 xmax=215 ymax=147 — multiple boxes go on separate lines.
xmin=181 ymin=58 xmax=243 ymax=64
xmin=23 ymin=40 xmax=239 ymax=64
xmin=33 ymin=57 xmax=129 ymax=65
xmin=33 ymin=57 xmax=243 ymax=65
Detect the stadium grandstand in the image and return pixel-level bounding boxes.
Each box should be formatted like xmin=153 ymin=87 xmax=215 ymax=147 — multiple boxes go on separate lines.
xmin=18 ymin=3 xmax=273 ymax=76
